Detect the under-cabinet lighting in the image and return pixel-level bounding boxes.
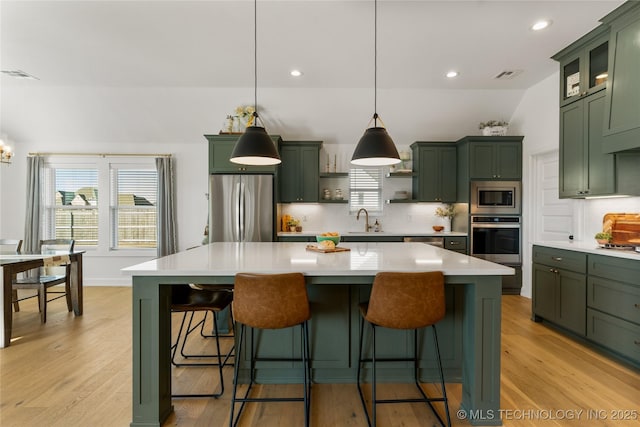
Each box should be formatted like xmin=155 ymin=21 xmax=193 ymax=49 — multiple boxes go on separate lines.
xmin=290 ymin=69 xmax=303 ymax=77
xmin=446 ymin=71 xmax=458 ymax=78
xmin=585 ymin=194 xmax=631 ymax=199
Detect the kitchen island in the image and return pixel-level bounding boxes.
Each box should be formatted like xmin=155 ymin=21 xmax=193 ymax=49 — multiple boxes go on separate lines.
xmin=123 ymin=242 xmax=513 ymax=426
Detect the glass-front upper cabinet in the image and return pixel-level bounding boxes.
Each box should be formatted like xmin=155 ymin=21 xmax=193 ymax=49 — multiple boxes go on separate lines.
xmin=554 ymin=27 xmax=609 ymax=107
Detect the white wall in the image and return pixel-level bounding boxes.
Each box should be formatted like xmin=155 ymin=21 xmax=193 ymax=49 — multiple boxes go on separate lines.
xmin=509 ymin=72 xmax=560 ymax=298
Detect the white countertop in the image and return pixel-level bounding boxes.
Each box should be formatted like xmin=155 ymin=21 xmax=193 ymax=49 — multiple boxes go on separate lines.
xmin=533 ymin=240 xmax=640 ymax=261
xmin=122 ymin=242 xmax=511 ymax=277
xmin=278 ymin=231 xmax=468 ymax=237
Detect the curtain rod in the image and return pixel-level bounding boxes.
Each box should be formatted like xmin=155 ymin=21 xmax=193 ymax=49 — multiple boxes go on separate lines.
xmin=28 ymin=152 xmax=172 ymax=158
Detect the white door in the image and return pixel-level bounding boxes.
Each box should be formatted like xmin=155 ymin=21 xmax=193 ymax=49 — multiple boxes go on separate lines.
xmin=533 ymin=150 xmax=575 ymax=241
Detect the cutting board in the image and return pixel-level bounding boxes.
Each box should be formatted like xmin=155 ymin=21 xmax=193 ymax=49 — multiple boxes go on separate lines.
xmin=602 ymin=213 xmax=640 ymax=245
xmin=306 ymin=245 xmax=350 ymax=253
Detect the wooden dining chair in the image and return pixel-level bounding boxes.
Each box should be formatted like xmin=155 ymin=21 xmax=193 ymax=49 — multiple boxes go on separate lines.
xmin=0 ymin=239 xmax=24 ymax=312
xmin=12 ymin=239 xmax=75 ymax=323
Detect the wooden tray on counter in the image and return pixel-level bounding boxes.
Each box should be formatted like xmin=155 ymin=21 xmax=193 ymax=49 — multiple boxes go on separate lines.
xmin=603 ymin=213 xmax=640 ymax=245
xmin=306 ymin=245 xmax=350 ymax=253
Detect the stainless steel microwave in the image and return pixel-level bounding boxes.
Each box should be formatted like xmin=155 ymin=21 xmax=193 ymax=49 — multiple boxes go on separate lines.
xmin=470 ymin=181 xmax=521 ymax=215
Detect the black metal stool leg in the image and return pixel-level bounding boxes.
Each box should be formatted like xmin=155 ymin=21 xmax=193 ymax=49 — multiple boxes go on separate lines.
xmin=356 ymin=314 xmax=372 ymax=427
xmin=433 ymin=325 xmax=451 ymax=427
xmin=371 ymin=324 xmax=377 ymax=427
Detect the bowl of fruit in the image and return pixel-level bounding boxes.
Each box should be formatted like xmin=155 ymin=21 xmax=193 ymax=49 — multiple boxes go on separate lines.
xmin=316 ymin=232 xmax=340 ymax=247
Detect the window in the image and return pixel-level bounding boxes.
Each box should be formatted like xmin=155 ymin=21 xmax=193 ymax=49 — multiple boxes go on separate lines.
xmin=110 ymin=167 xmax=157 ymax=249
xmin=43 ymin=158 xmax=157 ymax=251
xmin=45 ymin=168 xmax=99 ymax=246
xmin=349 ymin=167 xmax=383 ymax=214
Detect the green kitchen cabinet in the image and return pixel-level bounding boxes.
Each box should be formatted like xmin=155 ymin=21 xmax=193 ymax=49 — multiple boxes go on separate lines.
xmin=277 ymin=235 xmax=314 ymax=242
xmin=444 ymin=236 xmax=467 ymax=254
xmin=410 ymin=142 xmax=457 ymax=202
xmin=552 ymin=26 xmax=609 ymax=108
xmin=205 ymin=134 xmax=281 ymax=174
xmin=469 ymin=141 xmax=521 ymax=180
xmin=532 ymin=244 xmax=640 ymax=367
xmin=559 ymin=91 xmax=616 ymax=198
xmin=455 ymin=136 xmax=523 ymax=202
xmin=278 ymin=141 xmax=321 ymax=203
xmin=341 ymin=235 xmax=404 ymax=243
xmin=601 ymin=2 xmax=640 ymax=153
xmin=532 ymin=246 xmax=587 ymax=336
xmin=586 ymin=254 xmax=640 ymax=365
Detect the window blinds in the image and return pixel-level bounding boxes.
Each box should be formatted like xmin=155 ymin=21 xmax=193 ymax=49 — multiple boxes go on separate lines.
xmin=349 ymin=168 xmax=383 ymax=214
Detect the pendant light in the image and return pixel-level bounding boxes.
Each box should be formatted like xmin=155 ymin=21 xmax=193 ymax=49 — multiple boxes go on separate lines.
xmin=230 ymin=0 xmax=281 ymax=166
xmin=351 ymin=0 xmax=401 ymax=167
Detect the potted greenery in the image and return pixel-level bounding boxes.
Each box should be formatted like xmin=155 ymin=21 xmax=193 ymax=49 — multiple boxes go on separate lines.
xmin=595 ymin=232 xmax=611 ymax=245
xmin=479 ymin=120 xmax=508 ymax=136
xmin=435 ymin=204 xmax=456 ymax=231
xmin=287 ymin=218 xmax=300 ymax=232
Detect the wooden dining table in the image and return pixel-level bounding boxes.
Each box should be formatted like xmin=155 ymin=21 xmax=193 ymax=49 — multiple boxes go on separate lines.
xmin=0 ymin=250 xmax=84 ymax=348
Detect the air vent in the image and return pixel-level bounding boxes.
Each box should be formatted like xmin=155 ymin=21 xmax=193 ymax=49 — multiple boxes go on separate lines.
xmin=1 ymin=70 xmax=39 ymax=80
xmin=494 ymin=70 xmax=523 ymax=80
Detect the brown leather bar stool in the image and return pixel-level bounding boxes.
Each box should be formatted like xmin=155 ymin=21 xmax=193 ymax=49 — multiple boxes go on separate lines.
xmin=170 ymin=284 xmax=234 ymax=398
xmin=357 ymin=271 xmax=451 ymax=427
xmin=229 ymin=272 xmax=311 ymax=427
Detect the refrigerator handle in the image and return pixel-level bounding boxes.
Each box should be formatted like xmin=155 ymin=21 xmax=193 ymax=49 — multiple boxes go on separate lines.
xmin=238 ymin=180 xmax=245 ymax=241
xmin=234 ymin=180 xmax=241 ymax=241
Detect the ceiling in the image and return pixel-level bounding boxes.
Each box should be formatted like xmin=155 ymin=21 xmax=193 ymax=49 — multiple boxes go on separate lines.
xmin=0 ymin=1 xmax=626 ymax=146
xmin=1 ymin=0 xmax=624 ymax=90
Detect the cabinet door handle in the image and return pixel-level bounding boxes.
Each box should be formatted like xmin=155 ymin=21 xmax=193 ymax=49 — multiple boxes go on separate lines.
xmin=449 ymin=242 xmax=460 ymax=246
xmin=635 ymin=303 xmax=640 ymax=309
xmin=635 ymin=340 xmax=640 ymax=346
xmin=552 ymin=257 xmax=563 ymax=261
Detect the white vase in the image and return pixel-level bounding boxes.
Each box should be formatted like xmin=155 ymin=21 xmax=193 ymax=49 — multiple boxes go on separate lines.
xmin=232 ymin=116 xmax=245 ymax=133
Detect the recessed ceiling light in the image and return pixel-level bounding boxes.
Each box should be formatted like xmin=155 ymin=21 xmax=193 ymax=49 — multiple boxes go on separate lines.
xmin=532 ymin=20 xmax=551 ymax=31
xmin=290 ymin=69 xmax=303 ymax=77
xmin=446 ymin=71 xmax=459 ymax=78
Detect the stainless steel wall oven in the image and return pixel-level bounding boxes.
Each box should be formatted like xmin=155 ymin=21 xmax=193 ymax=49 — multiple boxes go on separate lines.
xmin=470 ymin=216 xmax=522 ymax=264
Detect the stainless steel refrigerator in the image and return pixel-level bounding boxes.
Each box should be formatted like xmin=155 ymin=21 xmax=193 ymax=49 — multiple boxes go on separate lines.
xmin=209 ymin=174 xmax=274 ymax=242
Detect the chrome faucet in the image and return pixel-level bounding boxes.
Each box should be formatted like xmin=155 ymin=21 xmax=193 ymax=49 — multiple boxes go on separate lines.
xmin=356 ymin=208 xmax=372 ymax=232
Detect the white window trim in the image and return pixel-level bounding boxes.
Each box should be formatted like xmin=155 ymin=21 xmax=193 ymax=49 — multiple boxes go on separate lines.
xmin=44 ymin=156 xmax=157 ymax=257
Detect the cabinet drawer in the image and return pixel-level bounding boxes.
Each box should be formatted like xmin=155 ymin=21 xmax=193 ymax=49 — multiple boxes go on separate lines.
xmin=444 ymin=236 xmax=467 ymax=251
xmin=588 ymin=276 xmax=640 ymax=324
xmin=532 ymin=246 xmax=587 ymax=274
xmin=588 ymin=253 xmax=640 ymax=284
xmin=587 ymin=308 xmax=640 ymax=365
xmin=278 ymin=236 xmax=314 ymax=242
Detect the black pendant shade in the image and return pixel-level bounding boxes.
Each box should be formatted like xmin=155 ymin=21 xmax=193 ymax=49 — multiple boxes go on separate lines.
xmin=351 ymin=126 xmax=401 ymax=166
xmin=230 ymin=125 xmax=281 ymax=165
xmin=350 ymin=0 xmax=401 ymax=167
xmin=228 ymin=0 xmax=281 ymax=167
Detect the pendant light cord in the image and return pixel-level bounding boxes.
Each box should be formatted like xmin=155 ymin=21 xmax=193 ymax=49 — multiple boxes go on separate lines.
xmin=253 ymin=0 xmax=259 ymax=124
xmin=373 ymin=0 xmax=378 ymax=127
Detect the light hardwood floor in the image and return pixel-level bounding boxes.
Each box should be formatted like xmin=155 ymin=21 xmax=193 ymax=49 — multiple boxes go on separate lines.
xmin=0 ymin=287 xmax=638 ymax=426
